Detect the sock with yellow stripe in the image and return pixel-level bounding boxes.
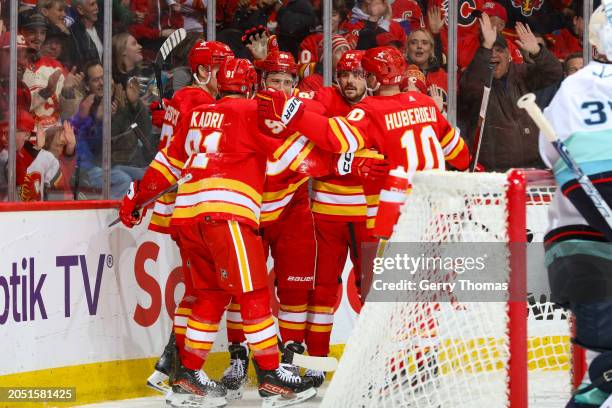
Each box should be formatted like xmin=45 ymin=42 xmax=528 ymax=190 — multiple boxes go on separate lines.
xmin=305 ymin=285 xmax=337 ymax=357
xmin=226 ymin=301 xmax=246 ymax=344
xmin=181 ymin=291 xmax=229 ymax=370
xmin=277 ymin=287 xmax=309 ymax=343
xmin=173 ymin=297 xmax=195 ymax=354
xmin=236 ymin=288 xmax=280 ymax=370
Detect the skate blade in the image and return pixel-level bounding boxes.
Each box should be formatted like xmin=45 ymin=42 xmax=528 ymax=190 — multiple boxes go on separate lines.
xmin=147 ymin=370 xmax=171 ymax=394
xmin=261 ymin=387 xmax=317 ymax=408
xmin=225 ymin=388 xmax=243 ymax=401
xmin=169 ymin=393 xmax=227 ymax=408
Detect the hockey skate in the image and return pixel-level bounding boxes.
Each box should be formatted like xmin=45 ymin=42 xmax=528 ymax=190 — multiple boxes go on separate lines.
xmin=254 ymin=360 xmax=316 ymax=407
xmin=169 ymin=362 xmax=227 ymax=408
xmin=304 ymin=368 xmax=325 ymax=388
xmin=147 ymin=333 xmax=177 ymax=394
xmin=220 ymin=343 xmax=249 ymax=401
xmin=280 ymin=341 xmax=305 ymax=376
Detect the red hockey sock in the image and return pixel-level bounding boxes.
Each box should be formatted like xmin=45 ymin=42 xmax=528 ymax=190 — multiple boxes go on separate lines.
xmin=305 ymin=285 xmax=337 ymax=357
xmin=236 ymin=288 xmax=279 ymax=370
xmin=277 ymin=287 xmax=309 ymax=344
xmin=226 ymin=301 xmax=246 ymax=344
xmin=181 ymin=290 xmax=229 ymax=370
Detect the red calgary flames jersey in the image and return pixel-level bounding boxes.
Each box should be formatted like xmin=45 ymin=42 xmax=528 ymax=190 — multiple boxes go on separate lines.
xmin=149 ymin=86 xmax=215 ymax=234
xmin=260 ymin=90 xmax=333 ymax=225
xmin=311 ymin=87 xmax=368 ymax=222
xmin=293 ymin=92 xmax=469 ymax=228
xmin=154 ymin=98 xmax=271 ymax=229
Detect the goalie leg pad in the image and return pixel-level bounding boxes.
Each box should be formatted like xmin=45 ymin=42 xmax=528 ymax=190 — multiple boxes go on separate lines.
xmin=545 ymin=230 xmax=612 ymax=310
xmin=571 ymin=302 xmax=612 ymax=352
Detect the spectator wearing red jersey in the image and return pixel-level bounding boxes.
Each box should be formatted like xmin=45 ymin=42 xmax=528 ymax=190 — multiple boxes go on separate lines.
xmin=340 ymin=0 xmax=406 ymax=50
xmin=128 ymin=0 xmax=183 ymax=61
xmin=20 ymin=10 xmax=83 ymax=126
xmin=543 ymin=5 xmax=583 ymax=61
xmin=0 ymin=33 xmax=32 ymax=123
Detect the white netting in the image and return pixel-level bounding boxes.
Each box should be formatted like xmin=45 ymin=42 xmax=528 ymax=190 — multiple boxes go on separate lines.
xmin=322 ymin=170 xmax=573 ymax=408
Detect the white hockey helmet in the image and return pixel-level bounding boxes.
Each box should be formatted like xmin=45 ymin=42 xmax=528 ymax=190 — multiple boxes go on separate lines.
xmin=589 ymin=1 xmax=612 ymax=60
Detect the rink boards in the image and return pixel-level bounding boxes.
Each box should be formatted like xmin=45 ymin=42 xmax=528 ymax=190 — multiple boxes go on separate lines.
xmin=0 ymin=202 xmax=567 ymax=407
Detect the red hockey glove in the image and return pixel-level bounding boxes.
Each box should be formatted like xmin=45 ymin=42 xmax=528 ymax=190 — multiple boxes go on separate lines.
xmin=257 ymin=89 xmax=305 ymax=134
xmin=355 ymin=156 xmax=389 ymax=179
xmin=149 ymin=99 xmax=169 ymax=128
xmin=119 ymin=181 xmax=146 ymax=228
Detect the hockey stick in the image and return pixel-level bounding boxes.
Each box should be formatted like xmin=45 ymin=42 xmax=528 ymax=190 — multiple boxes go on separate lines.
xmin=154 ymin=28 xmax=187 ymax=108
xmin=108 ymin=173 xmax=193 ymax=228
xmin=279 ymin=340 xmax=339 ymax=372
xmin=517 ymin=93 xmax=612 ymax=231
xmin=470 ymin=64 xmax=495 ymax=172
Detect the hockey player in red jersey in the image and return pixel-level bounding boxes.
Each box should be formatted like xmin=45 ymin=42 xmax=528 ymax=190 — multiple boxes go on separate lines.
xmin=259 ymin=45 xmax=470 ymax=172
xmin=144 ymin=40 xmax=234 ymax=396
xmin=304 ymin=49 xmax=385 ymax=387
xmin=257 ymin=45 xmax=470 ymax=235
xmin=119 ymin=58 xmax=317 ymax=408
xmin=221 ymin=50 xmax=323 ymax=390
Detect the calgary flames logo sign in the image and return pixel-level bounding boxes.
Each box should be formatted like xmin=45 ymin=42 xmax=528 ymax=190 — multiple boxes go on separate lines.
xmin=510 ymin=0 xmax=544 ymax=16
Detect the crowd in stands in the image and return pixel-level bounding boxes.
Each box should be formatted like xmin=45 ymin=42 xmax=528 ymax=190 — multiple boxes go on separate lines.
xmin=0 ymin=0 xmax=597 ymax=201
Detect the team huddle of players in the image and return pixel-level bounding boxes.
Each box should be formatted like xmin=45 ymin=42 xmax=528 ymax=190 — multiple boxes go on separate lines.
xmin=117 ymin=36 xmax=470 ymax=408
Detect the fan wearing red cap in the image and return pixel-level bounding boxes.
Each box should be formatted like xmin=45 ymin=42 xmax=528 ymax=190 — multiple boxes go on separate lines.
xmin=120 ymin=39 xmax=234 ymax=397
xmin=0 ymin=33 xmax=33 ymax=118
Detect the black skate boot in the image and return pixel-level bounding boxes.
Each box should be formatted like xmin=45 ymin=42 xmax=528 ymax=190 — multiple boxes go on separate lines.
xmin=304 ymin=368 xmax=325 ymax=388
xmin=280 ymin=341 xmax=305 ymax=376
xmin=254 ymin=359 xmax=316 ymax=408
xmin=169 ymin=362 xmax=227 ymax=408
xmin=220 ymin=343 xmax=249 ymax=401
xmin=147 ymin=332 xmax=177 ymax=394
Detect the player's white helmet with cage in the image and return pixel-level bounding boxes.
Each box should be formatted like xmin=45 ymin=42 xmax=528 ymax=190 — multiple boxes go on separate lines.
xmin=589 ymin=0 xmax=612 ymax=60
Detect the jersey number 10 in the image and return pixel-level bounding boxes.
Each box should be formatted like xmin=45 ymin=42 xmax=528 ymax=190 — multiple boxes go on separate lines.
xmin=400 ymin=124 xmax=444 ymax=172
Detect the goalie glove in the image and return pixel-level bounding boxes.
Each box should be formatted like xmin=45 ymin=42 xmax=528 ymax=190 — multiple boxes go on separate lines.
xmin=119 ymin=181 xmax=146 ymax=228
xmin=256 ymin=89 xmax=304 ymax=134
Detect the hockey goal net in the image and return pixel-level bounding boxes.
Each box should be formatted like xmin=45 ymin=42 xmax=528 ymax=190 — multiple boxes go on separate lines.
xmin=322 ymin=170 xmax=584 ymax=408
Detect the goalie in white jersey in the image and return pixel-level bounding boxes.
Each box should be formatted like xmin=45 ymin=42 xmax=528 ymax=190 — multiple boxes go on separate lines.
xmin=540 ymin=4 xmax=612 ymax=407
